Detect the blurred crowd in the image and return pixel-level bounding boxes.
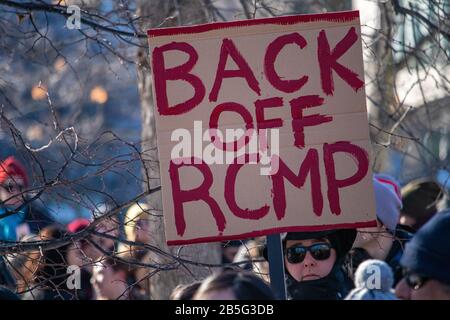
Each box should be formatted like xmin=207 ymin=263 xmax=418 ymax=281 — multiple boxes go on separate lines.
xmin=1 ymin=155 xmax=449 ymax=300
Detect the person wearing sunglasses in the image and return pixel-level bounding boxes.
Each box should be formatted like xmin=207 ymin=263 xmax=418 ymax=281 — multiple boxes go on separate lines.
xmin=395 ymin=209 xmax=450 ymax=300
xmin=281 ymin=228 xmax=356 ymax=300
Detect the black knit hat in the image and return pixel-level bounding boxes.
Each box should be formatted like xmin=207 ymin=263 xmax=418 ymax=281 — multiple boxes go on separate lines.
xmin=401 ymin=209 xmax=450 ymax=286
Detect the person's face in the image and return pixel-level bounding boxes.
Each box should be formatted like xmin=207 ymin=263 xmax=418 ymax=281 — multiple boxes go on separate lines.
xmin=284 ymin=238 xmax=336 ymax=282
xmin=396 ymin=274 xmax=450 ymax=300
xmin=135 ymin=218 xmax=151 ymax=244
xmin=92 ymin=263 xmax=126 ymax=300
xmin=0 ymin=177 xmax=26 ymax=206
xmin=194 ymin=288 xmax=236 ymax=300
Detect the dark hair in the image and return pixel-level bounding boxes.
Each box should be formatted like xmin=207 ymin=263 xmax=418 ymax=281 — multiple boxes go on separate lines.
xmin=195 ymin=270 xmax=275 ymax=300
xmin=170 ymin=281 xmax=202 ymax=300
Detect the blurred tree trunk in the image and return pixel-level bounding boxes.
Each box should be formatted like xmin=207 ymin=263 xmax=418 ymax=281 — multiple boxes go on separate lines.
xmin=136 ymin=0 xmax=221 ymax=299
xmin=369 ymin=1 xmax=397 ymax=172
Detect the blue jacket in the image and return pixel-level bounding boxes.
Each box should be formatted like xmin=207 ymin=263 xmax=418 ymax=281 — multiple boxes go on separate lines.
xmin=0 ymin=207 xmax=26 ymax=241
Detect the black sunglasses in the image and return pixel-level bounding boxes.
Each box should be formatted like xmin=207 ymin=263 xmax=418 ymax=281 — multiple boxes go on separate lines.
xmin=285 ymin=243 xmax=333 ymax=264
xmin=403 ymin=269 xmax=429 ymax=290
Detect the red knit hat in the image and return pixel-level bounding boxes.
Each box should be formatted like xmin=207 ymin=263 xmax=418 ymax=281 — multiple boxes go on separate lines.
xmin=67 ymin=218 xmax=91 ymax=233
xmin=0 ymin=156 xmax=29 ymax=188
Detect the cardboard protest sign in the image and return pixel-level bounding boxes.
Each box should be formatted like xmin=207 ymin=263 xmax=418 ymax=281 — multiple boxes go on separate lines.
xmin=147 ymin=10 xmax=377 ymax=246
